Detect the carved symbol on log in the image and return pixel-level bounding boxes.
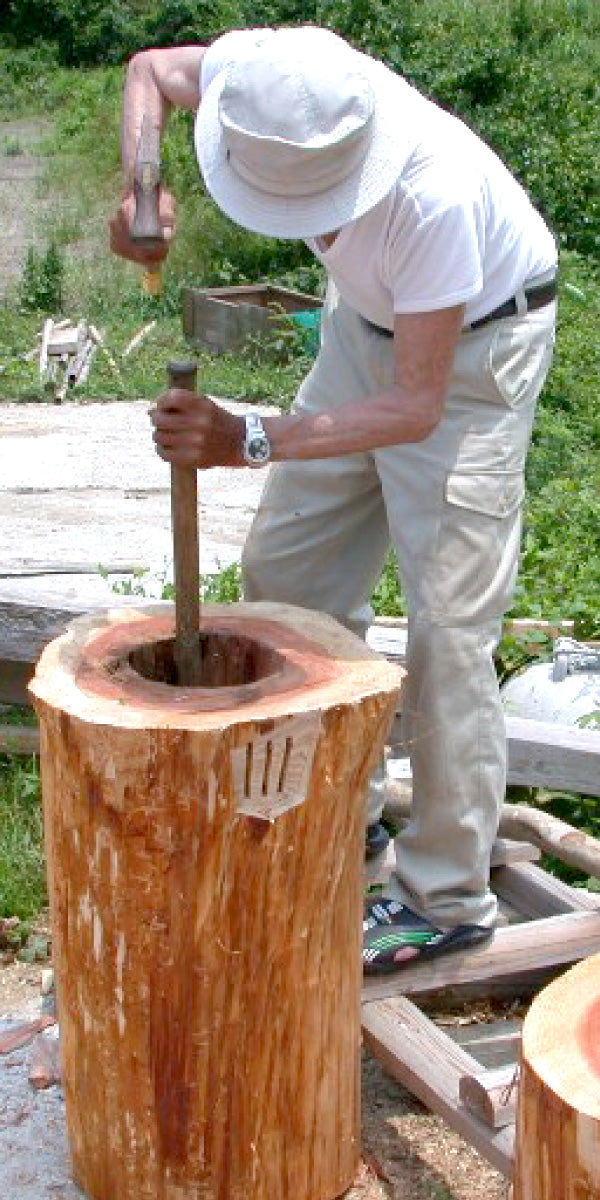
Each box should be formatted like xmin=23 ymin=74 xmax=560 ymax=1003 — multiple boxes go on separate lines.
xmin=231 ymin=711 xmax=321 ymax=820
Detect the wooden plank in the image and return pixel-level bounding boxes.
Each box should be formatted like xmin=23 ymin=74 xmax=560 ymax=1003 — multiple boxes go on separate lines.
xmin=361 ymin=910 xmax=600 ymax=1004
xmin=506 ymin=715 xmax=600 ymax=796
xmin=0 ymin=561 xmax=143 ymax=579
xmin=492 ymin=861 xmax=600 ymax=919
xmin=0 ymin=724 xmax=39 ymax=755
xmin=371 ymin=617 xmax=575 ymax=637
xmin=459 ymin=1063 xmax=520 ymax=1130
xmin=361 ymin=996 xmax=514 ymax=1176
xmin=387 ymin=716 xmax=600 ymax=795
xmin=451 ymin=1019 xmax=522 ymax=1070
xmin=0 ymin=600 xmax=83 ymax=663
xmin=490 ymin=837 xmax=540 ymax=867
xmin=0 ymin=659 xmax=36 ymax=706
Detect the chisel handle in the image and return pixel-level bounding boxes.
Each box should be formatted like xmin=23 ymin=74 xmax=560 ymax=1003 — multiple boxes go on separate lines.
xmin=167 ymin=360 xmax=202 ymax=685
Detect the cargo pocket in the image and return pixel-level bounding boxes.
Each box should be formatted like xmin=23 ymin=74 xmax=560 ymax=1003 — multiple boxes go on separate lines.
xmin=428 ymin=470 xmax=526 ymax=623
xmin=445 ymin=469 xmax=525 ymax=519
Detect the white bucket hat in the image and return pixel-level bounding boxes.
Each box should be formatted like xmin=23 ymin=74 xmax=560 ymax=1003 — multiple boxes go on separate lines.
xmin=195 ymin=26 xmax=410 ymax=239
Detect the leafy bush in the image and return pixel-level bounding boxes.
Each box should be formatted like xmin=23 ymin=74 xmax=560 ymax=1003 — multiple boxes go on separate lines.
xmin=19 ymin=242 xmax=64 ymax=313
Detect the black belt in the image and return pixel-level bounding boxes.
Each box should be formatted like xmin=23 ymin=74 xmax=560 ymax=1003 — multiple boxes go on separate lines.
xmin=467 ymin=277 xmax=558 ymax=331
xmin=364 ymin=276 xmax=557 ymax=339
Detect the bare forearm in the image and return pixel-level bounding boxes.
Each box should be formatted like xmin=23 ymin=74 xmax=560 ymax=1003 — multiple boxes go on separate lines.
xmin=122 ymin=53 xmax=169 ymax=194
xmin=263 ymin=387 xmax=443 ymax=461
xmin=121 ymin=46 xmax=205 ymax=194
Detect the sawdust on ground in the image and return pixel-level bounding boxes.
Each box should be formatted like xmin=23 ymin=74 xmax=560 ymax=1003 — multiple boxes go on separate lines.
xmin=1 ymin=952 xmax=510 ymax=1200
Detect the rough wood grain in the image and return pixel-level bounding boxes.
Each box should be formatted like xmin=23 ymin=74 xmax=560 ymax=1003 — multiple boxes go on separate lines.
xmin=459 ymin=1063 xmax=520 ymax=1129
xmin=30 ymin=600 xmax=402 ymax=1200
xmin=513 ymin=952 xmax=600 ymax=1199
xmin=361 ymin=996 xmax=514 ymax=1176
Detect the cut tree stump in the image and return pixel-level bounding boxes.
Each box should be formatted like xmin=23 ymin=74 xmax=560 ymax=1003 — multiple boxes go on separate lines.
xmin=30 ymin=601 xmax=402 ymax=1200
xmin=513 ymin=950 xmax=600 ymax=1199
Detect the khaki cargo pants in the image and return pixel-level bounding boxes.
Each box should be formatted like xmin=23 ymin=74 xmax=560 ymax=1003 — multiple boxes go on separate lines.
xmin=242 ymin=283 xmax=556 ymax=929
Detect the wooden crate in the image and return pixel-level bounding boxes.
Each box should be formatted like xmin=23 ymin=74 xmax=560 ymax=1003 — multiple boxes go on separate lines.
xmin=182 ymin=283 xmax=322 ymax=355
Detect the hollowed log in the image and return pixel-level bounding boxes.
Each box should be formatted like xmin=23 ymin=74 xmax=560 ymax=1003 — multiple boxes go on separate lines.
xmin=513 ymin=950 xmax=600 ymax=1199
xmin=30 ymin=601 xmax=402 ymax=1200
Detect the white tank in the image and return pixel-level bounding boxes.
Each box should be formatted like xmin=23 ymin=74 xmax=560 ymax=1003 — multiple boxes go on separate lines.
xmin=501 ymin=638 xmax=600 ymax=727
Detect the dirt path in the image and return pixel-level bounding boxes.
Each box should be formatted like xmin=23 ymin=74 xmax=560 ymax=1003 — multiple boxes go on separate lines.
xmin=0 ymin=119 xmax=51 ymax=300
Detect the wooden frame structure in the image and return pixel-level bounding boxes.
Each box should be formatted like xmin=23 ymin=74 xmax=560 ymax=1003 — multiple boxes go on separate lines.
xmin=362 ymin=758 xmax=600 ymax=1178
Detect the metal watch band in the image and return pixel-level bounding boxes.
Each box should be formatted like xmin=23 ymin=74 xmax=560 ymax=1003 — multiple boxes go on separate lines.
xmin=242 ymin=413 xmax=271 ymax=467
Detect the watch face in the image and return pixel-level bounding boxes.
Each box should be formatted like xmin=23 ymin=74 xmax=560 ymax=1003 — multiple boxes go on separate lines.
xmin=247 ymin=434 xmax=270 ymax=463
xmin=244 ymin=415 xmax=270 ymax=465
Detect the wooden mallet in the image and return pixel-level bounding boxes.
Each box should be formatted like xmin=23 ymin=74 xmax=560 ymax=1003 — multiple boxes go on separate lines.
xmin=167 ymin=360 xmax=203 ymax=686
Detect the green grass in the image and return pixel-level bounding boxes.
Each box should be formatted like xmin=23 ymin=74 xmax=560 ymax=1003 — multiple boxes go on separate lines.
xmin=0 ymin=753 xmax=46 ymax=921
xmin=0 ymin=303 xmax=310 ymax=407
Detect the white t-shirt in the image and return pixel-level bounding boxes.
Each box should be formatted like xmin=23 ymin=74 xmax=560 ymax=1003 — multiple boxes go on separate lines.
xmin=201 ymin=32 xmax=557 ymax=329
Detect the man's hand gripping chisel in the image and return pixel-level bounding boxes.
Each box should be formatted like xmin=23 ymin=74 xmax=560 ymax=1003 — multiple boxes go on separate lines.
xmin=130 ymin=114 xmax=165 ymax=295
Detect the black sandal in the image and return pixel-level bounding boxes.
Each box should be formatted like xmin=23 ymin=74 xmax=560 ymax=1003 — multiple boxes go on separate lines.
xmin=363 ymin=896 xmax=493 ymax=975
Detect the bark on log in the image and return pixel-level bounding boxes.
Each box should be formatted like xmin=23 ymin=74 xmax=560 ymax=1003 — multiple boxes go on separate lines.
xmin=30 ymin=601 xmax=402 ymax=1200
xmin=513 ymin=951 xmax=600 ymax=1199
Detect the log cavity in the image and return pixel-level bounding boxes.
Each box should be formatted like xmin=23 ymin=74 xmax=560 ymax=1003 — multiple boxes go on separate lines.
xmin=128 ymin=631 xmax=285 ymax=689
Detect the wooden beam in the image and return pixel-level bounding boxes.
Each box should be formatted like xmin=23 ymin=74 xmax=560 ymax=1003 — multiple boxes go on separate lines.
xmin=0 ymin=599 xmax=83 ymax=664
xmin=451 ymin=1019 xmax=521 ymax=1071
xmin=361 ymin=910 xmax=600 ymax=1004
xmin=361 ymin=996 xmax=514 ymax=1176
xmin=0 ymin=724 xmax=39 ymax=755
xmin=498 ymin=800 xmax=600 ymax=876
xmin=459 ymin=1063 xmax=520 ymax=1130
xmin=506 ymin=715 xmax=600 ymax=796
xmin=0 ymin=659 xmax=36 ymax=706
xmin=490 ymin=837 xmax=540 ymax=867
xmin=492 ymin=861 xmax=600 ymax=920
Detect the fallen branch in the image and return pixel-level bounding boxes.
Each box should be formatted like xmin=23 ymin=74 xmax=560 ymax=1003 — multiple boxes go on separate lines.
xmin=122 ymin=319 xmax=156 ymax=358
xmin=39 ymin=317 xmax=53 ymax=377
xmin=89 ymin=323 xmax=125 ymax=388
xmin=0 ymin=1016 xmax=56 ymax=1056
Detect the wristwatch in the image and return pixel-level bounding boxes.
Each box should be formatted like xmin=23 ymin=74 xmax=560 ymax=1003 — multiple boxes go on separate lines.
xmin=242 ymin=413 xmax=271 ymax=467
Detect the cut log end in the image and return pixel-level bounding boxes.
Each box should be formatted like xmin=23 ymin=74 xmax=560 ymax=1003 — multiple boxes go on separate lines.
xmin=29 ymin=601 xmax=403 ymax=728
xmin=514 ymin=951 xmax=600 ymax=1200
